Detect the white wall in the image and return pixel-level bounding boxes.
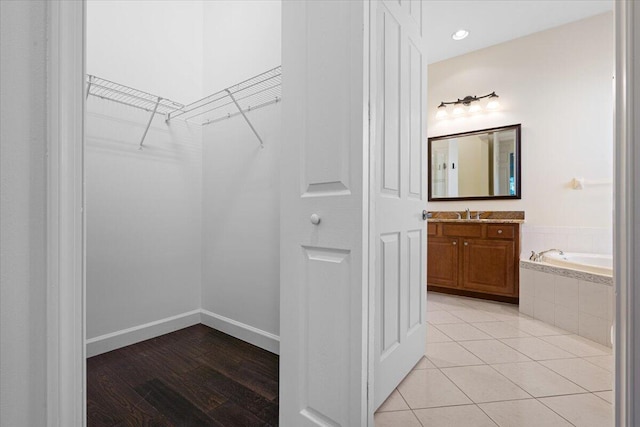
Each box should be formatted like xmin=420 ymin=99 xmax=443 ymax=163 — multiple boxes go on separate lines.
xmin=0 ymin=1 xmax=47 ymax=425
xmin=87 ymin=0 xmax=203 ymax=102
xmin=85 ymin=101 xmax=203 ymax=340
xmin=203 ymin=0 xmax=281 ymax=93
xmin=201 ymin=0 xmax=282 ymax=346
xmin=86 ymin=0 xmax=282 ymax=350
xmin=201 ymin=105 xmax=282 ymax=341
xmin=428 ymin=13 xmax=614 ymax=254
xmin=86 ymin=1 xmax=204 ymax=343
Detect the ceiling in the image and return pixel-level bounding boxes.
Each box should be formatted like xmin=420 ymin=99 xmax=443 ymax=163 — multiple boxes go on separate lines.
xmin=425 ymin=0 xmax=613 ymax=64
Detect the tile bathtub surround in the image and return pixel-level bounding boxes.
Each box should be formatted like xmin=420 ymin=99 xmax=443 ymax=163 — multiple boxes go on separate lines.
xmin=521 ymin=225 xmax=612 ymax=257
xmin=519 ymin=262 xmax=613 ymax=347
xmin=375 ymin=291 xmax=613 ymax=426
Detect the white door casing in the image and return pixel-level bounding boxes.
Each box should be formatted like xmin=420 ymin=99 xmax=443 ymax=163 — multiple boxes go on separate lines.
xmin=370 ymin=0 xmax=428 ymax=409
xmin=279 ymin=1 xmax=370 ymax=426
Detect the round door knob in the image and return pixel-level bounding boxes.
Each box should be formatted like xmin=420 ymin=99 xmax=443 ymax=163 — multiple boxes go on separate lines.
xmin=310 ymin=214 xmax=321 ymax=225
xmin=498 ymin=229 xmax=503 ymax=234
xmin=452 ymin=241 xmax=457 ymax=245
xmin=464 ymin=242 xmax=469 ymax=246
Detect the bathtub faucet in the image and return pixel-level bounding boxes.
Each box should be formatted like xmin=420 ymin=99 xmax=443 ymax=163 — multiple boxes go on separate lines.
xmin=529 ymin=249 xmax=564 ymax=262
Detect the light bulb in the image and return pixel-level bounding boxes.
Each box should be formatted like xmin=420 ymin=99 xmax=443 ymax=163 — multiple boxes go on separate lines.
xmin=486 ymin=93 xmax=500 ymax=110
xmin=452 ymin=104 xmax=464 ymax=115
xmin=436 ymin=108 xmax=448 ymax=119
xmin=452 ymin=29 xmax=469 ymax=41
xmin=469 ymin=103 xmax=481 ymax=113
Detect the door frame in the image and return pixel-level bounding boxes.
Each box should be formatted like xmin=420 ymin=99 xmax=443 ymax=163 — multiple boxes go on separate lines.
xmin=613 ymin=1 xmax=636 ymax=425
xmin=46 ymin=1 xmax=86 ymax=426
xmin=46 ymin=1 xmax=634 ymax=426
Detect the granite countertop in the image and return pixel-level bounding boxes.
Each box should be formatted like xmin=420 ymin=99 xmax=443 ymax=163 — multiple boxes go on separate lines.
xmin=427 ymin=211 xmax=525 ymax=223
xmin=427 ymin=218 xmax=525 ymax=224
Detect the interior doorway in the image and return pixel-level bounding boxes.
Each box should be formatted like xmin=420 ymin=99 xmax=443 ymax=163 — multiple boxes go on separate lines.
xmin=43 ymin=0 xmax=636 ymax=425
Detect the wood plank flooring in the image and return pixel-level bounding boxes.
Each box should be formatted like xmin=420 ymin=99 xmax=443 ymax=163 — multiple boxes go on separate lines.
xmin=87 ymin=324 xmax=279 ymax=426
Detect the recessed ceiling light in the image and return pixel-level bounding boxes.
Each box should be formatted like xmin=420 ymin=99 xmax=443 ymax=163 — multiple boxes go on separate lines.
xmin=452 ymin=29 xmax=469 ymax=41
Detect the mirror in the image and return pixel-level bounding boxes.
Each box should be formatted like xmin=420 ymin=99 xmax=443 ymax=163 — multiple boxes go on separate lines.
xmin=428 ymin=124 xmax=521 ymax=201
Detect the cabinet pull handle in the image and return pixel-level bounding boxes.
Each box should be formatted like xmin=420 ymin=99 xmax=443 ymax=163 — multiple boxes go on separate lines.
xmin=464 ymin=242 xmax=468 ymax=246
xmin=498 ymin=229 xmax=503 ymax=234
xmin=452 ymin=241 xmax=457 ymax=245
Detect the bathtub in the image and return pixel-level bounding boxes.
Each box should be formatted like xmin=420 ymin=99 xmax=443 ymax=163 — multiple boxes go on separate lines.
xmin=542 ymin=252 xmax=612 ymax=276
xmin=519 ymin=252 xmax=613 ymax=347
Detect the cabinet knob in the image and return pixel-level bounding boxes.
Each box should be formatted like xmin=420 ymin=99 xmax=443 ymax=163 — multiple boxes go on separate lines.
xmin=452 ymin=241 xmax=457 ymax=245
xmin=498 ymin=229 xmax=503 ymax=234
xmin=464 ymin=242 xmax=468 ymax=246
xmin=310 ymin=214 xmax=321 ymax=225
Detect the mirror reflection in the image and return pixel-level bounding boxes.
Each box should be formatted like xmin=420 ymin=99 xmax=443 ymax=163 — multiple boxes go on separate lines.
xmin=428 ymin=124 xmax=521 ymax=201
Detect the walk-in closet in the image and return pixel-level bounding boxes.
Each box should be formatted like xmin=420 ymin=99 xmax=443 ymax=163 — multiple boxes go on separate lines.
xmin=85 ymin=1 xmax=282 ymax=424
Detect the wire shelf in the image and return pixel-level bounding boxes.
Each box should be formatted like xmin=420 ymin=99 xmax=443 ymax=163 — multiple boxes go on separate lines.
xmin=86 ymin=75 xmax=185 ymax=116
xmin=85 ymin=67 xmax=281 ymax=148
xmin=168 ymin=66 xmax=282 ymax=125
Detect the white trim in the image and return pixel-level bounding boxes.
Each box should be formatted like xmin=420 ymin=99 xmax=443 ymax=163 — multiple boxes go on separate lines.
xmin=200 ymin=309 xmax=280 ymax=355
xmin=46 ymin=1 xmax=86 ymax=427
xmin=85 ymin=310 xmax=202 ymax=357
xmin=614 ymin=1 xmax=636 ymax=426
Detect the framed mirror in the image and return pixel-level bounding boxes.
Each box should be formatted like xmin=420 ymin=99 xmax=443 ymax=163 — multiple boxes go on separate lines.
xmin=428 ymin=124 xmax=521 ymax=201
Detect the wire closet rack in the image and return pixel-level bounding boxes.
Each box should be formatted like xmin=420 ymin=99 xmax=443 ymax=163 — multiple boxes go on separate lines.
xmin=86 ymin=75 xmax=185 ymax=115
xmin=167 ymin=66 xmax=282 ymax=147
xmin=86 ymin=75 xmax=186 ymax=149
xmin=86 ymin=66 xmax=281 ymax=149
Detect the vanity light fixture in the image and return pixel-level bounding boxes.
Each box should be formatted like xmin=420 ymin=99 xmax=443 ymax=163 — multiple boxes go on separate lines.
xmin=452 ymin=29 xmax=469 ymax=41
xmin=436 ymin=92 xmax=500 ymax=119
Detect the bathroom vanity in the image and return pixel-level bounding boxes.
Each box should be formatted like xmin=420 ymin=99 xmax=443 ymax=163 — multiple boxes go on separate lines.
xmin=427 ymin=213 xmax=524 ymax=303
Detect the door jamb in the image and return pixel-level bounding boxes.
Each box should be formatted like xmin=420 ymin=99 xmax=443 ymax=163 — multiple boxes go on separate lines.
xmin=46 ymin=1 xmax=86 ymax=426
xmin=614 ymin=1 xmax=635 ymax=425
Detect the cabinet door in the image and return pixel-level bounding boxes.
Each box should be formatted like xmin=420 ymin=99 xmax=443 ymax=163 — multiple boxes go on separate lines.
xmin=461 ymin=239 xmax=515 ymax=296
xmin=427 ymin=237 xmax=459 ymax=288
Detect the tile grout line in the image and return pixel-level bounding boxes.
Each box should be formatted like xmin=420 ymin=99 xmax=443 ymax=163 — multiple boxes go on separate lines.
xmin=537 ymin=358 xmax=613 ymax=394
xmin=398 ymin=294 xmax=613 ymax=424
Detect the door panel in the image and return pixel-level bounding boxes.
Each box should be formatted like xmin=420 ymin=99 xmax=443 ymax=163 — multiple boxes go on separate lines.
xmin=372 ymin=0 xmax=427 ymax=409
xmin=302 ymin=247 xmax=352 ymax=426
xmin=381 ymin=233 xmax=401 ymax=355
xmin=280 ymin=1 xmax=369 ymax=426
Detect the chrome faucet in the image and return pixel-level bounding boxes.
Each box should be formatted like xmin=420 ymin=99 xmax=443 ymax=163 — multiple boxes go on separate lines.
xmin=529 ymin=249 xmax=564 ymax=262
xmin=465 ymin=208 xmax=471 ymax=219
xmin=455 ymin=212 xmax=462 ymax=219
xmin=476 ymin=211 xmax=484 ymax=220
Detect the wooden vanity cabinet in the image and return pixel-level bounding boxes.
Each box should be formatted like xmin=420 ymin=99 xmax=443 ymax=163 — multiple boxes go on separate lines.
xmin=427 ymin=222 xmax=520 ymax=303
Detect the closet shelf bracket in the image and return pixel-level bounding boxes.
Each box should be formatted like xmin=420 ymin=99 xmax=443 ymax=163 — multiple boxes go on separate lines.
xmin=224 ymin=89 xmax=264 ymax=148
xmin=139 ymin=97 xmax=161 ymax=150
xmin=86 ymin=75 xmax=93 ymax=100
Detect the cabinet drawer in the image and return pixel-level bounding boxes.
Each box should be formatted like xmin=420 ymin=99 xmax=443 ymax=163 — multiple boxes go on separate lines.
xmin=427 ymin=223 xmax=438 ymax=236
xmin=441 ymin=223 xmax=483 ymax=238
xmin=487 ymin=225 xmax=515 ymax=239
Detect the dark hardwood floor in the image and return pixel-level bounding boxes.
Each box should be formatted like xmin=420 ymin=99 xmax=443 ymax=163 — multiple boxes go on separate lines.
xmin=87 ymin=324 xmax=279 ymax=426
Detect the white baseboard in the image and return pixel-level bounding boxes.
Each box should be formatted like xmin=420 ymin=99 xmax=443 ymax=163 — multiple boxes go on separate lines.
xmin=200 ymin=309 xmax=280 ymax=355
xmin=86 ymin=309 xmax=280 ymax=357
xmin=85 ymin=310 xmax=201 ymax=357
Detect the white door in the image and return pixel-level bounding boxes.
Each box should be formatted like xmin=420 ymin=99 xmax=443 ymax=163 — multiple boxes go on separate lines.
xmin=280 ymin=1 xmax=370 ymax=426
xmin=370 ymin=0 xmax=428 ymax=408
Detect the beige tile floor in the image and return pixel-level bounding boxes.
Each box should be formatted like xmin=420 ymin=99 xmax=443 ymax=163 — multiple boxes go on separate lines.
xmin=375 ymin=292 xmax=613 ymax=427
